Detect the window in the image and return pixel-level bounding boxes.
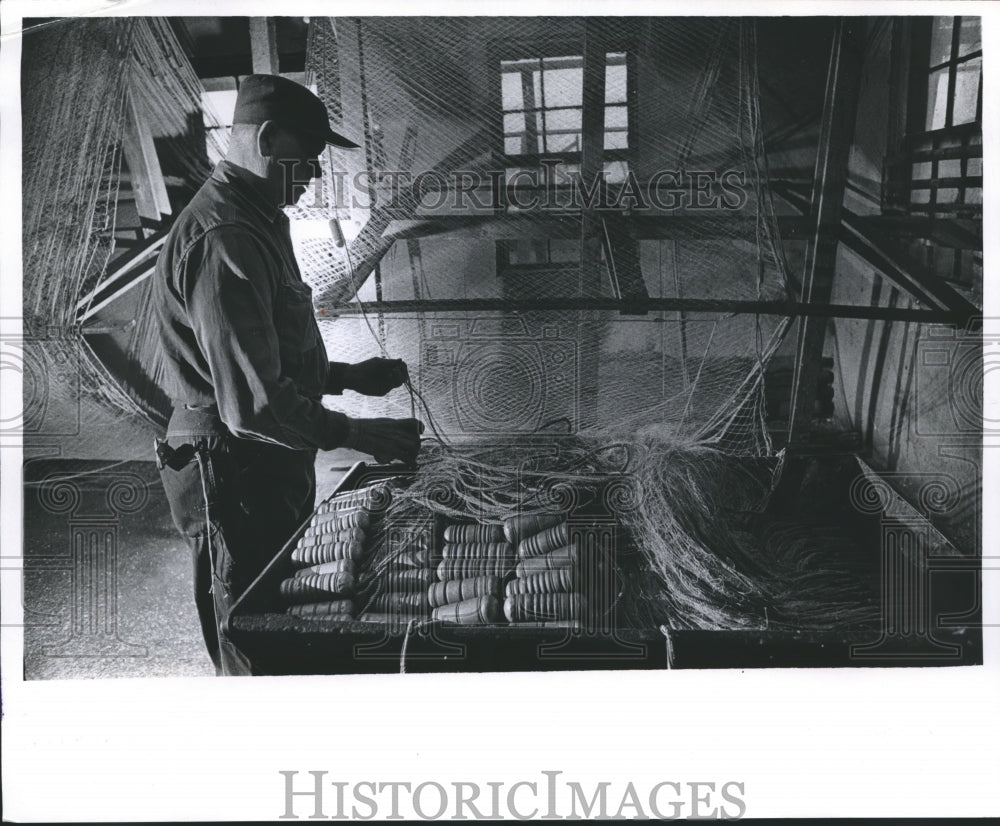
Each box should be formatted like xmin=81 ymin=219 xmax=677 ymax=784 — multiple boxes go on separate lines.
xmin=885 ymin=17 xmax=982 ymax=218
xmin=500 ymin=52 xmax=631 ymax=187
xmin=924 ymin=16 xmax=981 ymax=131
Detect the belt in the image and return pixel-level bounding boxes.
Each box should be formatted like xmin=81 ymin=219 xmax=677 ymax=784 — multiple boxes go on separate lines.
xmin=167 ymin=403 xmax=228 ymax=439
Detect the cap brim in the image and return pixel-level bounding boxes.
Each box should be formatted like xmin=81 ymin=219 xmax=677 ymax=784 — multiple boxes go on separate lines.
xmin=325 ymin=128 xmax=360 ymax=149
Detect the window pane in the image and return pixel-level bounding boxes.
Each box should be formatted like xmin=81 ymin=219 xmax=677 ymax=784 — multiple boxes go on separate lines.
xmin=911 ymin=189 xmax=931 ymax=204
xmin=501 ymin=72 xmax=523 ymax=111
xmin=605 ymin=62 xmax=627 ymax=103
xmin=533 ymin=70 xmax=542 ymax=107
xmin=912 ymin=161 xmax=933 ymax=179
xmin=966 ymin=187 xmax=982 ymax=205
xmin=546 ymin=131 xmax=582 ymax=153
xmin=505 ymin=137 xmax=523 ymax=155
xmin=544 ymin=109 xmax=581 ymax=152
xmin=503 ymin=112 xmax=525 ymax=136
xmin=958 ymin=16 xmax=981 ymax=56
xmin=939 ymin=159 xmax=961 ymax=177
xmin=929 ymin=17 xmax=955 ymax=66
xmin=926 ymin=69 xmax=949 ymax=130
xmin=545 ymin=108 xmax=583 ymax=133
xmin=604 ymin=105 xmax=628 ymax=129
xmin=604 ymin=131 xmax=629 ymax=150
xmin=953 ymin=57 xmax=981 ymax=125
xmin=968 ymin=157 xmax=982 ymax=176
xmin=543 ymin=67 xmax=583 ymax=107
xmin=937 ymin=187 xmax=959 ymax=204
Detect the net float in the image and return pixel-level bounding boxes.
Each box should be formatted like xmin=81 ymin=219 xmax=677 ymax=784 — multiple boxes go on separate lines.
xmin=279 ymin=572 xmax=355 ymax=603
xmin=514 ymin=544 xmax=579 ymax=577
xmin=297 ymin=526 xmax=366 ymax=546
xmin=502 ymin=512 xmax=566 ymax=545
xmin=431 ymin=595 xmax=502 ymax=625
xmin=293 ymin=559 xmax=356 ymax=577
xmin=290 ymin=539 xmax=364 ymax=567
xmin=503 ymin=592 xmax=585 ymax=623
xmin=381 ymin=568 xmax=437 ymax=593
xmin=437 ymin=558 xmax=513 ymax=581
xmin=505 ymin=567 xmax=574 ymax=596
xmin=443 ymin=523 xmax=505 ymax=544
xmin=427 ymin=575 xmax=501 ymax=608
xmin=370 ymin=592 xmax=431 ymax=614
xmin=517 ymin=522 xmax=569 ymax=559
xmin=287 ymin=601 xmax=354 ymax=617
xmin=441 ymin=542 xmax=515 ymax=560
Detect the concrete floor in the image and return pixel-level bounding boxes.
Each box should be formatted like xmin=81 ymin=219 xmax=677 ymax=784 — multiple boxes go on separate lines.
xmin=21 ymin=452 xmax=360 ymax=679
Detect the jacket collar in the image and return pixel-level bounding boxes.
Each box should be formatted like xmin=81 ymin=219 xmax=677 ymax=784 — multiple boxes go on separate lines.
xmin=211 ymin=160 xmax=285 ymax=224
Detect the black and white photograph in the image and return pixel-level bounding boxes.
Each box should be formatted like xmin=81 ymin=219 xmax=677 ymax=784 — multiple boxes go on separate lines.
xmin=2 ymin=2 xmax=998 ymax=820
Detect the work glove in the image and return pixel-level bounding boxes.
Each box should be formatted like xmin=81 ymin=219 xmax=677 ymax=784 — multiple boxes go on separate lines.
xmin=343 ymin=358 xmax=409 ymax=397
xmin=343 ymin=417 xmax=425 ymax=465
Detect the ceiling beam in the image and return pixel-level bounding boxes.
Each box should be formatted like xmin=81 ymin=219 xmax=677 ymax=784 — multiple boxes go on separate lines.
xmin=383 ymin=213 xmax=815 ymax=242
xmin=325 ymin=297 xmax=965 ymax=324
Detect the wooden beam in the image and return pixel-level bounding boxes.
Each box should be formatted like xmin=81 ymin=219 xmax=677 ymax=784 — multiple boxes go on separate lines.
xmin=249 ymin=18 xmax=280 ymax=75
xmin=788 ymin=19 xmax=867 ymax=445
xmin=75 ymin=230 xmax=170 ymax=323
xmin=580 ymin=21 xmax=607 ymax=290
xmin=321 ymin=297 xmax=965 ymax=324
xmin=774 ymin=180 xmax=981 ymax=318
xmin=383 ymin=214 xmax=814 ymax=242
xmin=121 ymin=92 xmax=170 ymax=224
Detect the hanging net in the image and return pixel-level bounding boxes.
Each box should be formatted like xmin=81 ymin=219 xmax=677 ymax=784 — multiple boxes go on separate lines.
xmin=20 ymin=16 xmax=880 ymax=631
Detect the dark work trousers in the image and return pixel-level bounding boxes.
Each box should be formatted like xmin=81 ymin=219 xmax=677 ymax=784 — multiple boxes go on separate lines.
xmin=158 ymin=406 xmax=316 ymax=675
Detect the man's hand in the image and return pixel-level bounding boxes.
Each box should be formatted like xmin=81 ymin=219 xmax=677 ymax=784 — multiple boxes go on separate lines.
xmin=343 ymin=417 xmax=424 ymax=464
xmin=343 ymin=358 xmax=409 ymax=397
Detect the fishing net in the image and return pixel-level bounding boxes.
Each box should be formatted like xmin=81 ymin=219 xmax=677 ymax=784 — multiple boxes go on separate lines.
xmin=21 ymin=16 xmax=882 ymax=630
xmin=296 ymin=17 xmax=792 ymax=455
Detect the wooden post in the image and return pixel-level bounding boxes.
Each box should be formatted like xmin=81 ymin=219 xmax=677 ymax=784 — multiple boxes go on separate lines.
xmin=787 ymin=19 xmax=867 ymax=445
xmin=250 ymin=18 xmax=280 ymax=75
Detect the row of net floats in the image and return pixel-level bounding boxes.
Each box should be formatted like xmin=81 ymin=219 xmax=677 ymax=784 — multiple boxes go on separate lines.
xmin=275 ymin=485 xmax=600 ymax=629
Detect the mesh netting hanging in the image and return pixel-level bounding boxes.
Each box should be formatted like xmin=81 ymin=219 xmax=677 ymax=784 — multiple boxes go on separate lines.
xmin=294 ymin=17 xmax=792 ymax=456
xmin=20 ymin=16 xmax=881 ymax=631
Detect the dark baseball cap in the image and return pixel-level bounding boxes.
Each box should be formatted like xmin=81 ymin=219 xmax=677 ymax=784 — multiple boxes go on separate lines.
xmin=232 ymin=74 xmax=359 ymax=149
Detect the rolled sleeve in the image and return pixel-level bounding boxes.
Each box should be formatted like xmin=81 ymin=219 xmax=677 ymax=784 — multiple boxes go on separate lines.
xmin=182 ymin=226 xmax=349 ymax=450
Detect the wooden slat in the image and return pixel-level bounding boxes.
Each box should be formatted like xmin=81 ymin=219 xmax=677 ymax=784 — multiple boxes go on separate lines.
xmin=121 ymin=92 xmax=170 ymax=223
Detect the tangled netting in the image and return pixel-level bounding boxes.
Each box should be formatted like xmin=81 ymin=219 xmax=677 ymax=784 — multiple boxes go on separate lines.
xmin=364 ymin=438 xmax=879 ymax=631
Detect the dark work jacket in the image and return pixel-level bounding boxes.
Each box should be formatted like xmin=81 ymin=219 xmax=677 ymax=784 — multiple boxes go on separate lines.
xmin=152 ymin=160 xmax=350 ymax=450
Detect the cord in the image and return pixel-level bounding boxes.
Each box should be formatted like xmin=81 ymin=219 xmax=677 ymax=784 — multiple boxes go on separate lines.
xmin=335 ymin=219 xmax=452 ymax=449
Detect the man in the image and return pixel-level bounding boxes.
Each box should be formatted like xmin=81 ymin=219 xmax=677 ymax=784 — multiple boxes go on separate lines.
xmin=151 ymin=75 xmax=423 ymax=675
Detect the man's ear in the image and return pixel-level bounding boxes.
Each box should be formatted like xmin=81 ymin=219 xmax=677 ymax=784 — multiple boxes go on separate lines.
xmin=256 ymin=120 xmax=279 ymax=157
